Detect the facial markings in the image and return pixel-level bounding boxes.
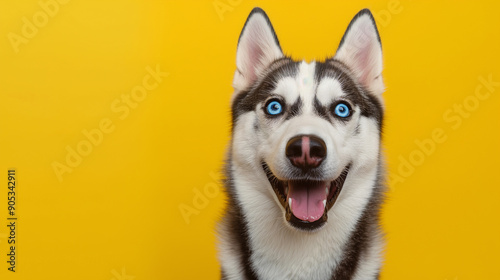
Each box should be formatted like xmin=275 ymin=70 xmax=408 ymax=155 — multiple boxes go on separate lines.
xmin=316 ymin=77 xmax=344 ymax=105
xmin=314 ymin=60 xmax=384 ymax=128
xmin=231 ymin=59 xmax=298 ymax=126
xmin=270 ymin=76 xmax=302 ymax=120
xmin=285 ymin=97 xmax=302 ymax=120
xmin=296 ymin=61 xmax=317 ymax=115
xmin=313 ymin=96 xmax=329 ymax=121
xmin=232 ymin=58 xmax=383 ymax=132
xmin=271 ymin=76 xmax=299 ymax=105
xmin=313 ymin=77 xmax=349 ymax=122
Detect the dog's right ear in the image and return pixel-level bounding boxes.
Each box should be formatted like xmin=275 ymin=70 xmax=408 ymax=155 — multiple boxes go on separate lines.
xmin=334 ymin=9 xmax=384 ymax=96
xmin=233 ymin=8 xmax=284 ymax=92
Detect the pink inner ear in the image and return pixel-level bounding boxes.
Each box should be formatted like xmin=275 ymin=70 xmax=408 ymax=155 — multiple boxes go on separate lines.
xmin=344 ymin=23 xmax=380 ymax=89
xmin=235 ymin=13 xmax=284 ymax=90
xmin=356 ymin=44 xmax=374 ymax=85
xmin=333 ymin=12 xmax=384 ymax=95
xmin=245 ymin=41 xmax=263 ymax=84
xmin=242 ymin=26 xmax=267 ymax=84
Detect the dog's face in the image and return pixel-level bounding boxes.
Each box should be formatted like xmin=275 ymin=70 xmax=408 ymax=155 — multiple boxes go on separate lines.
xmin=230 ymin=8 xmax=384 ymax=231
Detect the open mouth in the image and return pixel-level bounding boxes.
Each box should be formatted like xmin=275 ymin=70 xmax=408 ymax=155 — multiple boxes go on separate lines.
xmin=262 ymin=163 xmax=350 ymax=231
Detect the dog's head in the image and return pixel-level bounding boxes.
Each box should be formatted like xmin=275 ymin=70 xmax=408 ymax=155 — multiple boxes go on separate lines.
xmin=230 ymin=8 xmax=384 ymax=231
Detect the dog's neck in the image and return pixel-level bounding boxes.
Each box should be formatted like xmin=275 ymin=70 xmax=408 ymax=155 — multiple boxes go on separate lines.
xmin=218 ymin=161 xmax=384 ymax=280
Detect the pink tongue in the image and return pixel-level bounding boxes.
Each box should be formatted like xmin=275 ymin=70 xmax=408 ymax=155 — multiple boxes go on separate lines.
xmin=288 ymin=181 xmax=328 ymax=222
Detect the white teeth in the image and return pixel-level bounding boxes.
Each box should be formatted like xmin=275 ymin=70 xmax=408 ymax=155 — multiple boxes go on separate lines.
xmin=326 ymin=187 xmax=329 ymax=194
xmin=323 ymin=200 xmax=327 ymax=208
xmin=289 ymin=198 xmax=292 ymax=207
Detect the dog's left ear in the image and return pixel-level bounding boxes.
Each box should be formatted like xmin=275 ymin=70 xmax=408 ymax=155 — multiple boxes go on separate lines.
xmin=233 ymin=8 xmax=284 ymax=92
xmin=334 ymin=9 xmax=384 ymax=95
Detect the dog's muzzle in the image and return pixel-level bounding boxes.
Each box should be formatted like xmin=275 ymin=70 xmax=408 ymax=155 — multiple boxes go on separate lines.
xmin=263 ymin=134 xmax=349 ymax=231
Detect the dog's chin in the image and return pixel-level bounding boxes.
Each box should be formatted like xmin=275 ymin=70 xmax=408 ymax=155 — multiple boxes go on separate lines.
xmin=262 ymin=162 xmax=350 ymax=232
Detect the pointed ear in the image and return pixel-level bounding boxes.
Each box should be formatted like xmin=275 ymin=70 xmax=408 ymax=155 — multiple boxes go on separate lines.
xmin=233 ymin=8 xmax=284 ymax=91
xmin=334 ymin=9 xmax=384 ymax=95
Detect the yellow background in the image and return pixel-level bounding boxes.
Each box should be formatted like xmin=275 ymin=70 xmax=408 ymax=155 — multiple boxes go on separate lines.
xmin=1 ymin=0 xmax=499 ymax=279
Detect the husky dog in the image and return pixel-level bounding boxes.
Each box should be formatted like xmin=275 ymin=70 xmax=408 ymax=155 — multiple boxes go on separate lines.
xmin=218 ymin=7 xmax=386 ymax=280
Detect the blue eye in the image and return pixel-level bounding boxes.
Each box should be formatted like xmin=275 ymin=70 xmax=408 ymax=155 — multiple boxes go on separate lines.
xmin=334 ymin=103 xmax=351 ymax=118
xmin=266 ymin=100 xmax=283 ymax=115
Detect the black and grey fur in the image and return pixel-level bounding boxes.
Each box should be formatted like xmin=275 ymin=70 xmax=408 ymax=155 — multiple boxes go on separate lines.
xmin=218 ymin=8 xmax=386 ymax=280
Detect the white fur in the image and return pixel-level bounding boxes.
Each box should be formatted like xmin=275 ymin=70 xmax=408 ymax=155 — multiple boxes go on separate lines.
xmin=353 ymin=235 xmax=385 ymax=280
xmin=296 ymin=62 xmax=317 ymax=114
xmin=218 ymin=216 xmax=246 ymax=280
xmin=272 ymin=77 xmax=299 ymax=105
xmin=316 ymin=78 xmax=344 ymax=105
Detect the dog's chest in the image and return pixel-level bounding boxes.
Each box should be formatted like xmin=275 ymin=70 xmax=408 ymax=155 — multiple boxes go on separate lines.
xmin=248 ymin=224 xmax=344 ymax=280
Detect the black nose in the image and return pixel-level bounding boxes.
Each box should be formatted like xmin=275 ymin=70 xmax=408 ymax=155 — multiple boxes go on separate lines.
xmin=285 ymin=135 xmax=327 ymax=171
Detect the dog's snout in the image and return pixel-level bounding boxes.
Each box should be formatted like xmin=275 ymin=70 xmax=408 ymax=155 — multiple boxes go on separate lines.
xmin=286 ymin=135 xmax=326 ymax=171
